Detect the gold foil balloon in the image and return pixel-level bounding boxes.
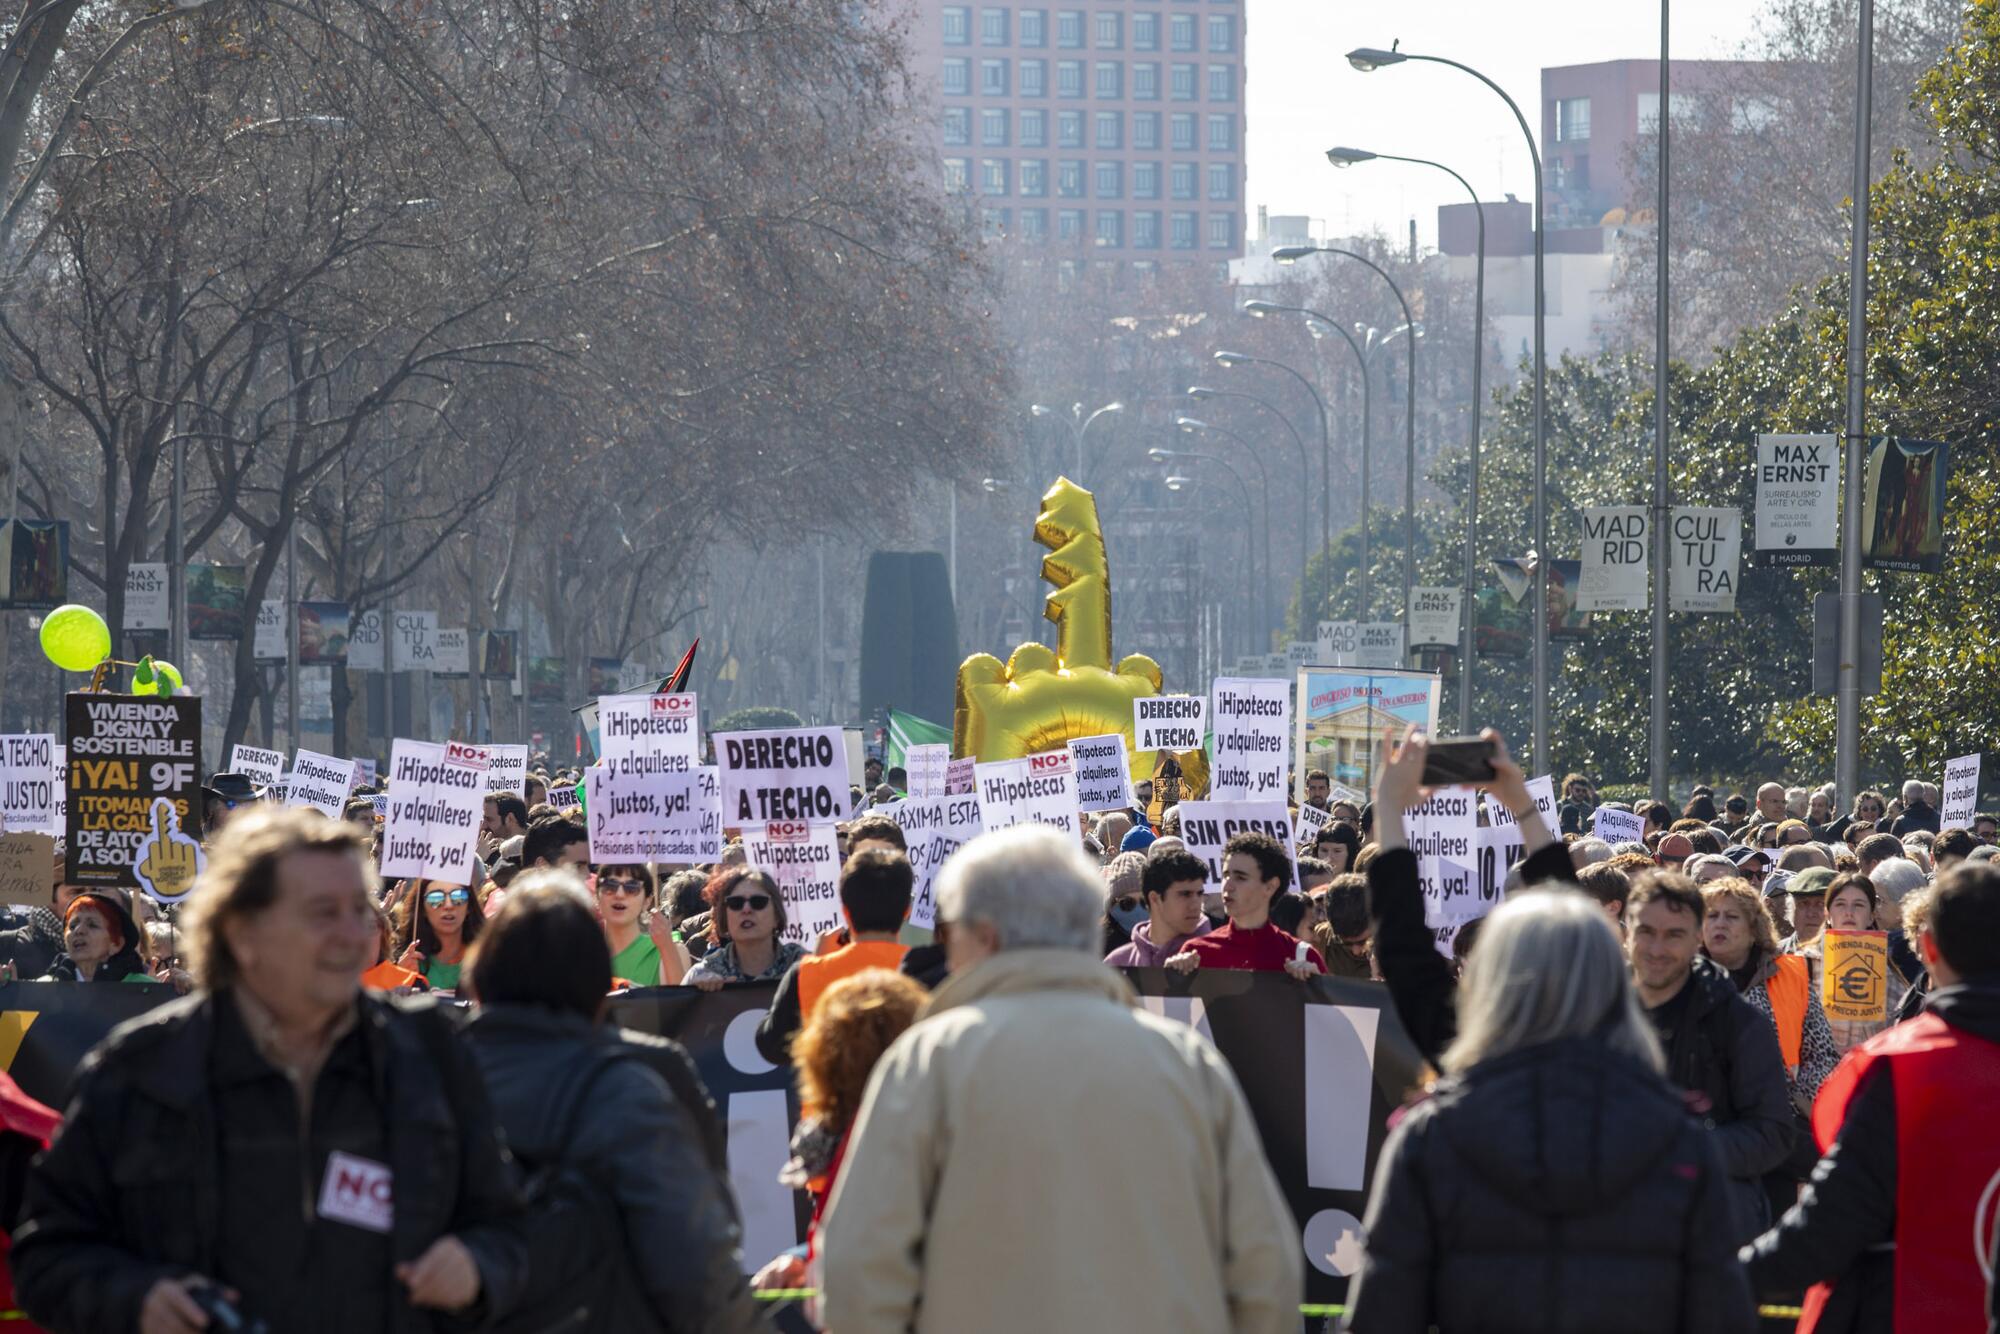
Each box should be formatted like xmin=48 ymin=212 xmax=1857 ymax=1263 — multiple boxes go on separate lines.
xmin=954 ymin=477 xmax=1205 ymax=792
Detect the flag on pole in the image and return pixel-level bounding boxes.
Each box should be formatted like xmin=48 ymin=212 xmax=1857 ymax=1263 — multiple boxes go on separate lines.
xmin=886 ymin=708 xmax=951 ymax=769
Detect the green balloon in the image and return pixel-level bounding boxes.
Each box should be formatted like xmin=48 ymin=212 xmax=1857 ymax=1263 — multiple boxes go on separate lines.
xmin=39 ymin=604 xmax=111 ymax=673
xmin=133 ymin=656 xmax=184 ymax=697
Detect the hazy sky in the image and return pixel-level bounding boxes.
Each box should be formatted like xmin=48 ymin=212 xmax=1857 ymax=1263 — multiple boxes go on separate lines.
xmin=1246 ymin=0 xmax=1770 ymax=247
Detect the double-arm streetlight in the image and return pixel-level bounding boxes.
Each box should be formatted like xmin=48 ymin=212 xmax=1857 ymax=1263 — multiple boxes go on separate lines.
xmin=1210 ymin=349 xmax=1332 ymax=623
xmin=1269 ymin=243 xmax=1419 ymax=655
xmin=1329 ymin=146 xmax=1486 ymax=732
xmin=1173 ymin=417 xmax=1274 ymax=648
xmin=1346 ymin=42 xmax=1549 ymax=770
xmin=1187 ymin=384 xmax=1312 ymax=609
xmin=1030 ymin=400 xmax=1124 ymax=488
xmin=1153 ymin=448 xmax=1259 ymax=655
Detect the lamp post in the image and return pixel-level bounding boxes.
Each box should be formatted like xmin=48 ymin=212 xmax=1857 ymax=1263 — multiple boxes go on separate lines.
xmin=1347 ymin=43 xmax=1548 ymax=770
xmin=1187 ymin=384 xmax=1312 ymax=609
xmin=1211 ymin=349 xmax=1333 ymax=622
xmin=1172 ymin=419 xmax=1275 ymax=649
xmin=1236 ymin=304 xmax=1373 ymax=622
xmin=1269 ymin=243 xmax=1419 ymax=656
xmin=1328 ymin=146 xmax=1486 ymax=732
xmin=1835 ymin=0 xmax=1875 ymax=807
xmin=1158 ymin=456 xmax=1258 ymax=656
xmin=1030 ymin=400 xmax=1125 ymax=488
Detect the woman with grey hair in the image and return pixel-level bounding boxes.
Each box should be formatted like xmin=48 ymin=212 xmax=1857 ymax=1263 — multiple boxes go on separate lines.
xmin=1343 ymin=891 xmax=1755 ymax=1334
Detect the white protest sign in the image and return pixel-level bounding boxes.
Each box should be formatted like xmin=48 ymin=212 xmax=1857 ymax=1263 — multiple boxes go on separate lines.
xmin=1293 ymin=800 xmax=1333 ymax=853
xmin=974 ymin=751 xmax=1080 ymax=837
xmin=743 ymin=820 xmax=843 ymax=950
xmin=485 ymin=744 xmax=529 ymax=796
xmin=1316 ymin=620 xmax=1357 ymax=666
xmin=1755 ymin=433 xmax=1838 ymax=566
xmin=0 ymin=734 xmax=58 ymax=834
xmin=585 ymin=763 xmax=722 ymax=862
xmin=904 ymin=743 xmax=950 ymax=798
xmin=1406 ymin=787 xmax=1479 ymax=929
xmin=349 ymin=610 xmax=385 ymax=672
xmin=1408 ymin=588 xmax=1463 ymax=649
xmin=1354 ymin=622 xmax=1405 ymax=669
xmin=228 ymin=745 xmax=285 ymax=790
xmin=1592 ymin=805 xmax=1647 ymax=845
xmin=1209 ymin=677 xmax=1290 ymax=800
xmin=1483 ymin=774 xmax=1559 ymax=840
xmin=715 ymin=726 xmax=850 ymax=825
xmin=52 ymin=745 xmax=65 ymax=832
xmin=433 ymin=628 xmax=471 ymax=677
xmin=1134 ymin=695 xmax=1206 ymax=753
xmin=253 ymin=600 xmax=287 ymax=661
xmin=124 ymin=562 xmax=170 ymax=631
xmin=1578 ymin=506 xmax=1649 ymax=612
xmin=944 ymin=756 xmax=976 ymax=795
xmin=286 ymin=748 xmax=358 ymax=819
xmin=1068 ymin=733 xmax=1135 ymax=811
xmin=1474 ymin=824 xmax=1524 ymax=914
xmin=1176 ymin=800 xmax=1296 ymax=890
xmin=598 ymin=693 xmax=700 ymax=771
xmin=380 ymin=740 xmax=488 ymax=883
xmin=1668 ymin=507 xmax=1741 ymax=613
xmin=888 ymin=792 xmax=983 ymax=930
xmin=1941 ymin=753 xmax=1981 ymax=828
xmin=390 ymin=611 xmax=439 ymax=671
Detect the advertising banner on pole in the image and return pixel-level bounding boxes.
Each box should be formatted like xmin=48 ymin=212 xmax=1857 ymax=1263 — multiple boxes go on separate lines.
xmin=1862 ymin=437 xmax=1948 ymax=574
xmin=1407 ymin=588 xmax=1462 ymax=649
xmin=1577 ymin=506 xmax=1649 ymax=612
xmin=1667 ymin=507 xmax=1741 ymax=613
xmin=1755 ymin=433 xmax=1838 ymax=566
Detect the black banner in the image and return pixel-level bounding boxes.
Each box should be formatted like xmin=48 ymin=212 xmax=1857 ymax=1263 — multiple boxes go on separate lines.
xmin=63 ymin=693 xmax=203 ymax=888
xmin=2 ymin=970 xmax=1418 ymax=1311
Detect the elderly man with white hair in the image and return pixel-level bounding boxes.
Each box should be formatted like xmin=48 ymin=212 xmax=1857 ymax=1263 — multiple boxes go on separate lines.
xmin=1888 ymin=778 xmax=1941 ymax=836
xmin=814 ymin=825 xmax=1302 ymax=1334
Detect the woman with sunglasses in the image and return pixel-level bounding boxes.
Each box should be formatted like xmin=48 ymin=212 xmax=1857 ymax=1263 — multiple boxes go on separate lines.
xmin=394 ymin=879 xmax=485 ymax=994
xmin=684 ymin=867 xmax=805 ymax=992
xmin=592 ymin=863 xmax=689 ymax=988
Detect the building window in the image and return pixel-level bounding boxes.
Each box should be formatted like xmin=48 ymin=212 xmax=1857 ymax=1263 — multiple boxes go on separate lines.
xmin=1206 ymin=14 xmax=1233 ymax=51
xmin=1020 ymin=159 xmax=1049 ymax=195
xmin=1133 ymin=161 xmax=1160 ymax=198
xmin=942 ymin=106 xmax=971 ymax=145
xmin=1057 ymin=109 xmax=1084 ymax=146
xmin=1095 ymin=60 xmax=1121 ymax=98
xmin=1056 ymin=9 xmax=1084 ymax=46
xmin=1206 ymin=162 xmax=1233 ymax=200
xmin=1019 ymin=8 xmax=1046 ymax=46
xmin=1170 ymin=62 xmax=1197 ymax=99
xmin=981 ymin=158 xmax=1010 ymax=194
xmin=1206 ymin=112 xmax=1233 ymax=151
xmin=1555 ymin=96 xmax=1591 ymax=142
xmin=942 ymin=58 xmax=971 ymax=95
xmin=1638 ymin=90 xmax=1702 ymax=133
xmin=1020 ymin=58 xmax=1046 ymax=96
xmin=1170 ymin=210 xmax=1198 ymax=249
xmin=982 ymin=206 xmax=1009 ymax=236
xmin=1096 ymin=209 xmax=1123 ymax=246
xmin=1132 ymin=62 xmax=1159 ymax=99
xmin=982 ymin=108 xmax=1010 ymax=145
xmin=981 ymin=7 xmax=1009 ymax=44
xmin=943 ymin=6 xmax=971 ymax=45
xmin=1170 ymin=112 xmax=1196 ymax=151
xmin=982 ymin=58 xmax=1009 ymax=95
xmin=1020 ymin=207 xmax=1048 ymax=240
xmin=1057 ymin=59 xmax=1085 ymax=96
xmin=1549 ymin=155 xmax=1590 ymax=191
xmin=1094 ymin=111 xmax=1122 ymax=148
xmin=1207 ymin=211 xmax=1234 ymax=248
xmin=1020 ymin=108 xmax=1048 ymax=145
xmin=1095 ymin=11 xmax=1121 ymax=47
xmin=1169 ymin=13 xmax=1196 ymax=50
xmin=1133 ymin=12 xmax=1158 ymax=50
xmin=1095 ymin=160 xmax=1123 ymax=197
xmin=1170 ymin=161 xmax=1196 ymax=198
xmin=1058 ymin=207 xmax=1084 ymax=240
xmin=1207 ymin=63 xmax=1234 ymax=101
xmin=1134 ymin=209 xmax=1161 ymax=248
xmin=943 ymin=157 xmax=971 ymax=193
xmin=1057 ymin=159 xmax=1085 ymax=197
xmin=1133 ymin=111 xmax=1160 ymax=149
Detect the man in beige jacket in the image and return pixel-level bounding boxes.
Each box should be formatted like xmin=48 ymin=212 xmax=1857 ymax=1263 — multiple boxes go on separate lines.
xmin=814 ymin=824 xmax=1303 ymax=1333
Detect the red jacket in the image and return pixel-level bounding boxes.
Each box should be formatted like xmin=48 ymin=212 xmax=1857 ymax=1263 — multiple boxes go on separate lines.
xmin=0 ymin=1072 xmax=58 ymax=1334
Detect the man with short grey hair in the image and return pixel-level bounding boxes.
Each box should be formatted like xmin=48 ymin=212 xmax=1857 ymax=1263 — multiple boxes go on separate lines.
xmin=1867 ymin=857 xmax=1928 ymax=931
xmin=1570 ymin=837 xmax=1614 ymax=870
xmin=1889 ymin=779 xmax=1941 ymax=837
xmin=815 ymin=826 xmax=1301 ymax=1334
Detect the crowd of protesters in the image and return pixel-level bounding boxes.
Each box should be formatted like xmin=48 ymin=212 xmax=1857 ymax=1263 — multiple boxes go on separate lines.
xmin=0 ymin=736 xmax=1994 ymax=1334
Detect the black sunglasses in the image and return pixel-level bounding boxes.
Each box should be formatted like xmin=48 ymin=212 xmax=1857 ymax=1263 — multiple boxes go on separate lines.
xmin=423 ymin=888 xmax=470 ymax=907
xmin=597 ymin=877 xmax=645 ymax=896
xmin=724 ymin=894 xmax=773 ymax=912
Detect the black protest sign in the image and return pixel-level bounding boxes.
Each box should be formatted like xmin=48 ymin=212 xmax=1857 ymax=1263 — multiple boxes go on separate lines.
xmin=63 ymin=693 xmax=202 ymax=888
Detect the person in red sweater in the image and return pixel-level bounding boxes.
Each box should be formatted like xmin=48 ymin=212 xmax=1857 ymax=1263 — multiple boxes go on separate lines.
xmin=1166 ymin=832 xmax=1325 ymax=978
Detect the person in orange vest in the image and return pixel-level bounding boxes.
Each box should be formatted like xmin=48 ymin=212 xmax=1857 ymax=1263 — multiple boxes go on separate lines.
xmin=1701 ymin=880 xmax=1839 ymax=1112
xmin=1743 ymin=859 xmax=2000 ymax=1333
xmin=755 ymin=848 xmax=912 ymax=1065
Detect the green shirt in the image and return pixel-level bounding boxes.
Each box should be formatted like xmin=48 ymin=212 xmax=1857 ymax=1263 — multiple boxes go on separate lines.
xmin=422 ymin=958 xmax=464 ymax=992
xmin=611 ymin=933 xmax=662 ymax=986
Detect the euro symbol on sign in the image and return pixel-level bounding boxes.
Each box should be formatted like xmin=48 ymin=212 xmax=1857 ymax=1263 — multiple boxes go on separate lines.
xmin=1836 ymin=955 xmax=1882 ymax=1003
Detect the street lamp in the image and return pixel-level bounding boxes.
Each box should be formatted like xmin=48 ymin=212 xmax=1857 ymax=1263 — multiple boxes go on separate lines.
xmin=1328 ymin=144 xmax=1488 ymax=732
xmin=1031 ymin=400 xmax=1125 ymax=487
xmin=1187 ymin=383 xmax=1312 ymax=610
xmin=1155 ymin=452 xmax=1260 ymax=655
xmin=1269 ymin=244 xmax=1420 ymax=657
xmin=1346 ymin=43 xmax=1549 ymax=772
xmin=1174 ymin=417 xmax=1276 ymax=648
xmin=1209 ymin=349 xmax=1334 ymax=623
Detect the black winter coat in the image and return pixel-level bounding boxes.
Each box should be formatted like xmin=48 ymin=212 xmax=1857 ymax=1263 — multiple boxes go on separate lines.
xmin=12 ymin=989 xmax=527 ymax=1334
xmin=1343 ymin=1038 xmax=1757 ymax=1334
xmin=464 ymin=1004 xmax=769 ymax=1334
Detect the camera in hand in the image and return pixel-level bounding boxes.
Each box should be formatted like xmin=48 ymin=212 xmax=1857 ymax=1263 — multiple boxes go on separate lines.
xmin=190 ymin=1285 xmax=269 ymax=1334
xmin=1419 ymin=735 xmax=1499 ymax=786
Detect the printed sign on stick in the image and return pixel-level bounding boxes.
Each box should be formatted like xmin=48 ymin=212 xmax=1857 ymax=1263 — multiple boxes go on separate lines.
xmin=1134 ymin=695 xmax=1206 ymax=754
xmin=714 ymin=726 xmax=850 ymax=825
xmin=1068 ymin=733 xmax=1134 ymax=811
xmin=1209 ymin=677 xmax=1290 ymax=800
xmin=64 ymin=695 xmax=202 ymax=887
xmin=1941 ymin=753 xmax=1981 ymax=828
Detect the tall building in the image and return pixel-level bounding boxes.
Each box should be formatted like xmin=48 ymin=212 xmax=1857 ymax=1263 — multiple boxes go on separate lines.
xmin=910 ymin=0 xmax=1247 ymax=264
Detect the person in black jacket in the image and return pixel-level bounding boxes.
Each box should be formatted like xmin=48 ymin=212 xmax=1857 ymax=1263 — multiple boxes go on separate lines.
xmin=1344 ymin=887 xmax=1755 ymax=1334
xmin=12 ymin=807 xmax=526 ymax=1334
xmin=464 ymin=872 xmax=767 ymax=1334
